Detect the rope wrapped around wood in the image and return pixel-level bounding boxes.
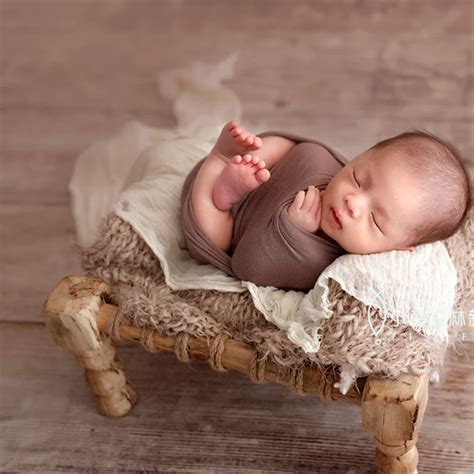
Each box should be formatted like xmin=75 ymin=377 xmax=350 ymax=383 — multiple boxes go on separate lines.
xmin=106 ymin=304 xmax=338 ymax=401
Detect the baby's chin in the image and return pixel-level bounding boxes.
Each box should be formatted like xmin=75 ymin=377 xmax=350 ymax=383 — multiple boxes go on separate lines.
xmin=319 ymin=220 xmax=345 ymax=248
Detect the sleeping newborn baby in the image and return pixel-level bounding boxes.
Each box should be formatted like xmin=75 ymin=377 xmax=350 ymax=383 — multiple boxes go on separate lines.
xmin=181 ymin=121 xmax=471 ymax=291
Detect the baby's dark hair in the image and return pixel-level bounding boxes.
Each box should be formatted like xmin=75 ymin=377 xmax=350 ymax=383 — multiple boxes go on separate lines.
xmin=370 ymin=130 xmax=472 ymax=246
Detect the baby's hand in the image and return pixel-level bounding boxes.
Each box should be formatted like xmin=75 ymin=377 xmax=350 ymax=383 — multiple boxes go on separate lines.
xmin=288 ymin=186 xmax=322 ymax=233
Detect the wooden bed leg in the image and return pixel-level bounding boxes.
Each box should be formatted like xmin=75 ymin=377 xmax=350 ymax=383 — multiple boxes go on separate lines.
xmin=361 ymin=373 xmax=429 ymax=474
xmin=42 ymin=276 xmax=138 ymax=417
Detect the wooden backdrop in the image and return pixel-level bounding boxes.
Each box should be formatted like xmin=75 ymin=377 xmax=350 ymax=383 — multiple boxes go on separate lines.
xmin=1 ymin=1 xmax=473 ymax=472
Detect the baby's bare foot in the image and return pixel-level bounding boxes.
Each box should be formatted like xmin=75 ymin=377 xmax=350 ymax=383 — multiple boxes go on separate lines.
xmin=212 ymin=154 xmax=271 ymax=211
xmin=211 ymin=121 xmax=263 ymax=163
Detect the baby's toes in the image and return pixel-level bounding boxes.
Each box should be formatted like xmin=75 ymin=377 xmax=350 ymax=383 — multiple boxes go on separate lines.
xmin=253 ymin=136 xmax=263 ymax=149
xmin=231 ymin=126 xmax=243 ymax=137
xmin=231 ymin=155 xmax=243 ymax=164
xmin=227 ymin=121 xmax=238 ymax=132
xmin=250 ymin=156 xmax=267 ymax=170
xmin=255 ymin=168 xmax=271 ymax=183
xmin=242 ymin=154 xmax=252 ymax=163
xmin=250 ymin=156 xmax=260 ymax=165
xmin=236 ymin=133 xmax=248 ymax=143
xmin=244 ymin=135 xmax=255 ymax=146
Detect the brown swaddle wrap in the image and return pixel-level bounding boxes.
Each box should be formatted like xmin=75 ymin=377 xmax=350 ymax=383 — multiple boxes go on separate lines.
xmin=180 ymin=131 xmax=349 ymax=291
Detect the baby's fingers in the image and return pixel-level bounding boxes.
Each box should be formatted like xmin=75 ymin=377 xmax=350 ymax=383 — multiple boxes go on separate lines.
xmin=291 ymin=190 xmax=305 ymax=210
xmin=314 ymin=201 xmax=322 ymax=228
xmin=310 ymin=188 xmax=321 ymax=213
xmin=302 ymin=186 xmax=318 ymax=211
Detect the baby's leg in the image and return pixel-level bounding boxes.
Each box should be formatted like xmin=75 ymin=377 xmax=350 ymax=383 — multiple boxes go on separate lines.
xmin=251 ymin=135 xmax=297 ymax=170
xmin=191 ymin=122 xmax=297 ymax=252
xmin=191 ymin=155 xmax=234 ymax=252
xmin=191 ymin=122 xmax=267 ymax=252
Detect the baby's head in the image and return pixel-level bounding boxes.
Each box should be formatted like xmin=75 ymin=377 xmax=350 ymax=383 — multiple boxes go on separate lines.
xmin=320 ymin=130 xmax=472 ymax=254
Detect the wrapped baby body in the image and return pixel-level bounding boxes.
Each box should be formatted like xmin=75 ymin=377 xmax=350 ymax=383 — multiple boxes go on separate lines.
xmin=181 ymin=131 xmax=349 ymax=291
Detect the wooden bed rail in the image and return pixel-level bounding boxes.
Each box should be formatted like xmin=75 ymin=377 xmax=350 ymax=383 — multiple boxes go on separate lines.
xmin=94 ymin=302 xmax=366 ymax=403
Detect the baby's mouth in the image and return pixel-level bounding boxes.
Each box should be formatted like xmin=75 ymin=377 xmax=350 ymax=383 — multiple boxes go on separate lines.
xmin=330 ymin=207 xmax=343 ymax=229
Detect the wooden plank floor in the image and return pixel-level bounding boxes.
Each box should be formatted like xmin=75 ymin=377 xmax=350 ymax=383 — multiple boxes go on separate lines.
xmin=1 ymin=0 xmax=473 ymax=472
xmin=1 ymin=324 xmax=473 ymax=473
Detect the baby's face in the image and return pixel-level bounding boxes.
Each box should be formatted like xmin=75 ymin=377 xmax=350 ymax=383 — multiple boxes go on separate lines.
xmin=320 ymin=146 xmax=425 ymax=254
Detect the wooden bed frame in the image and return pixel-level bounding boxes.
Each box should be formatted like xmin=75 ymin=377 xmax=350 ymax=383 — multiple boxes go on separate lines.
xmin=43 ymin=275 xmax=428 ymax=474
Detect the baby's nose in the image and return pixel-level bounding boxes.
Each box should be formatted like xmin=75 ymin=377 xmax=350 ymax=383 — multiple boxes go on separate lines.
xmin=346 ymin=194 xmax=367 ymax=218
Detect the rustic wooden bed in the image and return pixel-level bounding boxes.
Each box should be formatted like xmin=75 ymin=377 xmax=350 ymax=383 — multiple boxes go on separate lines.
xmin=43 ymin=275 xmax=431 ymax=474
